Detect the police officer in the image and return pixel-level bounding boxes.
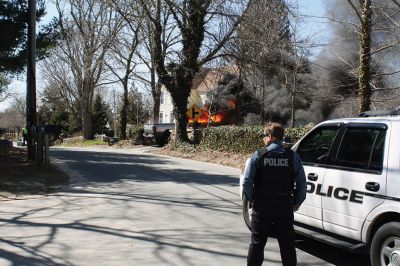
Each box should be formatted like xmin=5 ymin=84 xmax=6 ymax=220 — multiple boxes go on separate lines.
xmin=243 ymin=123 xmax=306 ymax=266
xmin=22 ymin=126 xmax=28 ymax=146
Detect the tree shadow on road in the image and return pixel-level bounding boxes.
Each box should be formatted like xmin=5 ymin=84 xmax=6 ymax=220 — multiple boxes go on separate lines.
xmin=51 ymin=149 xmax=239 ymax=185
xmin=1 ymin=149 xmax=249 ymax=265
xmin=0 ymin=204 xmax=248 ymax=265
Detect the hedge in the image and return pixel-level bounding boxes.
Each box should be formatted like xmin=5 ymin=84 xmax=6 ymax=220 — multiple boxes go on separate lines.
xmin=199 ymin=124 xmax=314 ymax=154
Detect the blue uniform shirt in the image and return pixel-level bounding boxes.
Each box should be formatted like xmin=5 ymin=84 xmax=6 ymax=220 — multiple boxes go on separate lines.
xmin=243 ymin=140 xmax=306 ymax=205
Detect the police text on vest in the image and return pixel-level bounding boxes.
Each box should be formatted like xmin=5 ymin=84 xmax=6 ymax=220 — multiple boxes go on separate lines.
xmin=264 ymin=158 xmax=289 ymax=167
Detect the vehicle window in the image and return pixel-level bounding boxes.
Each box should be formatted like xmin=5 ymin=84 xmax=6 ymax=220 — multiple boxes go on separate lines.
xmin=334 ymin=128 xmax=385 ymax=171
xmin=296 ymin=126 xmax=339 ymax=164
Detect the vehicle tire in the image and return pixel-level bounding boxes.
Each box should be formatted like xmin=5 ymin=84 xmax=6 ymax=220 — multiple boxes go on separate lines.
xmin=242 ymin=196 xmax=252 ymax=231
xmin=370 ymin=222 xmax=400 ymax=266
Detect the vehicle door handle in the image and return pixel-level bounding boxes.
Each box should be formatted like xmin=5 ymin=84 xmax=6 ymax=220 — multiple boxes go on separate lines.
xmin=365 ymin=182 xmax=380 ymax=192
xmin=307 ymin=173 xmax=318 ymax=181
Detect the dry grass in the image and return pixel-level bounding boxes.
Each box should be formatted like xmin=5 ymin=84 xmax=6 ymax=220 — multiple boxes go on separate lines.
xmin=0 ymin=145 xmax=69 ymax=201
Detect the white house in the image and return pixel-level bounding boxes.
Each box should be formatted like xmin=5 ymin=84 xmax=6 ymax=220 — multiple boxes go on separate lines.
xmin=158 ymin=87 xmax=175 ymax=123
xmin=158 ymin=67 xmax=238 ymax=123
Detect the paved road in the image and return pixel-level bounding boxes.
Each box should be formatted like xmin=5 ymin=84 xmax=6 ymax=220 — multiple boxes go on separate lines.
xmin=0 ymin=147 xmax=371 ymax=265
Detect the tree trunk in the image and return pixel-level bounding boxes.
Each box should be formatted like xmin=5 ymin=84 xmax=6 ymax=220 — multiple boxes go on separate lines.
xmin=168 ymin=66 xmax=193 ymax=143
xmin=173 ymin=96 xmax=189 ymax=142
xmin=290 ymin=93 xmax=295 ymax=128
xmin=261 ymin=72 xmax=266 ymax=122
xmin=82 ymin=101 xmax=93 ymax=140
xmin=150 ymin=66 xmax=161 ymax=123
xmin=359 ymin=0 xmax=372 ymax=113
xmin=290 ymin=70 xmax=298 ymax=128
xmin=153 ymin=82 xmax=162 ymax=123
xmin=120 ymin=78 xmax=128 ymax=140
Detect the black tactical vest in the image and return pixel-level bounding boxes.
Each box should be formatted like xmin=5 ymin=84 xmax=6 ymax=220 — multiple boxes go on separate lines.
xmin=254 ymin=147 xmax=295 ymax=196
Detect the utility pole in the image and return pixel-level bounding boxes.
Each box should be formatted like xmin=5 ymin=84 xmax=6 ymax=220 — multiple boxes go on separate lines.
xmin=136 ymin=102 xmax=139 ymax=126
xmin=26 ymin=0 xmax=37 ymax=160
xmin=136 ymin=94 xmax=139 ymax=126
xmin=113 ymin=90 xmax=117 ymax=138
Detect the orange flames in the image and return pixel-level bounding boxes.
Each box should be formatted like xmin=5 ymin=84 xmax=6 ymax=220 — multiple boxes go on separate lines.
xmin=188 ymin=99 xmax=236 ymax=125
xmin=188 ymin=108 xmax=227 ymax=124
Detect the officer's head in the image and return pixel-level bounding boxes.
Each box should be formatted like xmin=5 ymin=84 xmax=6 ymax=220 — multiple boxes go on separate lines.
xmin=262 ymin=123 xmax=284 ymax=145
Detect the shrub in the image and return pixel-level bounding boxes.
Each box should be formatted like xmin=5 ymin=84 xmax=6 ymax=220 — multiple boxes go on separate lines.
xmin=168 ymin=140 xmax=198 ymax=153
xmin=285 ymin=125 xmax=314 ymax=144
xmin=200 ymin=125 xmax=264 ymax=153
xmin=199 ymin=124 xmax=313 ymax=153
xmin=128 ymin=126 xmax=144 ymax=145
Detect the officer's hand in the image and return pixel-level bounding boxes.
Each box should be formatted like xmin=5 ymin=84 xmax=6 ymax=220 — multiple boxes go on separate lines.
xmin=293 ymin=204 xmax=300 ymax=212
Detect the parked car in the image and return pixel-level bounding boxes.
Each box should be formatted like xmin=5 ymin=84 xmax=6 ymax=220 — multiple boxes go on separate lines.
xmin=143 ymin=123 xmax=174 ymax=146
xmin=240 ymin=109 xmax=400 ymax=266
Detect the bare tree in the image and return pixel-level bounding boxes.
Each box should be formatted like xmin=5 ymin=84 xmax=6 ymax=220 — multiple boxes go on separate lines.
xmin=55 ymin=0 xmax=123 ymax=139
xmin=230 ymin=0 xmax=315 ymax=127
xmin=136 ymin=5 xmax=179 ymax=124
xmin=108 ymin=1 xmax=144 ymax=139
xmin=112 ymin=0 xmax=179 ymax=125
xmin=347 ymin=0 xmax=372 ymax=112
xmin=328 ymin=0 xmax=400 ymax=113
xmin=0 ymin=96 xmax=25 ymax=132
xmin=141 ymin=0 xmax=251 ymax=142
xmin=286 ymin=4 xmax=315 ymax=128
xmin=0 ymin=74 xmax=12 ymax=103
xmin=40 ymin=46 xmax=80 ymax=119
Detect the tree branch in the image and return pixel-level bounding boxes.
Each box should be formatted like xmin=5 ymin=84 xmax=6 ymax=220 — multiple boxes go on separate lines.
xmin=346 ymin=0 xmax=362 ymax=21
xmin=199 ymin=0 xmax=253 ymax=65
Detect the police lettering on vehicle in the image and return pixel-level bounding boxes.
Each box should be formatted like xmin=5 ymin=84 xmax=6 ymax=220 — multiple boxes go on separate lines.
xmin=264 ymin=158 xmax=289 ymax=167
xmin=306 ymin=182 xmax=364 ymax=204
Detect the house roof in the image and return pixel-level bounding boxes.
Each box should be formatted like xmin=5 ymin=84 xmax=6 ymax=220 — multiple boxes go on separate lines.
xmin=192 ymin=66 xmax=239 ymax=93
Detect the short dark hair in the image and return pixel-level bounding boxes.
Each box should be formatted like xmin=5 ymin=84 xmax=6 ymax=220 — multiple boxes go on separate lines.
xmin=264 ymin=123 xmax=284 ymax=141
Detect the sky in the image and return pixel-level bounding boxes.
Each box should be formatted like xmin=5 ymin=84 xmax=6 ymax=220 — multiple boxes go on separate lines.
xmin=0 ymin=0 xmax=329 ymax=112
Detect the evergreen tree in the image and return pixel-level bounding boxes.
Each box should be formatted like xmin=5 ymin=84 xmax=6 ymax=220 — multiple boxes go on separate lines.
xmin=37 ymin=98 xmax=81 ymax=135
xmin=92 ymin=94 xmax=110 ymax=135
xmin=0 ymin=0 xmax=58 ymax=74
xmin=127 ymin=90 xmax=146 ymax=126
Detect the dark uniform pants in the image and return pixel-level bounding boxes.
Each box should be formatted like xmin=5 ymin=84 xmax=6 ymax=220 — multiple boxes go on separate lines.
xmin=247 ymin=197 xmax=296 ymax=266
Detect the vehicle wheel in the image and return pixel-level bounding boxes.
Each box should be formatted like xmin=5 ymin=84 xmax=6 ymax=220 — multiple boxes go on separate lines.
xmin=242 ymin=196 xmax=253 ymax=231
xmin=370 ymin=222 xmax=400 ymax=266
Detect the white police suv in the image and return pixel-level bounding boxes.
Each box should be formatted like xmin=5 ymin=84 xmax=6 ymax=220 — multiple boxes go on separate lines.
xmin=240 ymin=110 xmax=400 ymax=266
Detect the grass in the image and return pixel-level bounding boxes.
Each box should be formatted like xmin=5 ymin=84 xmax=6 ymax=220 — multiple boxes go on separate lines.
xmin=62 ymin=137 xmax=107 ymax=147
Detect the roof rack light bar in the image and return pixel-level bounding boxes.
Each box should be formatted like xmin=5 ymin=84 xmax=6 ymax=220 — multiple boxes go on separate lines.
xmin=359 ymin=109 xmax=400 ymax=117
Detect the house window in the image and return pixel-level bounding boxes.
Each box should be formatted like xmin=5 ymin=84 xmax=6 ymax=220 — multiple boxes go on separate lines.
xmin=170 ymin=112 xmax=174 ymax=123
xmin=160 ymin=91 xmax=165 ymax=105
xmin=159 ymin=112 xmax=164 ymax=123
